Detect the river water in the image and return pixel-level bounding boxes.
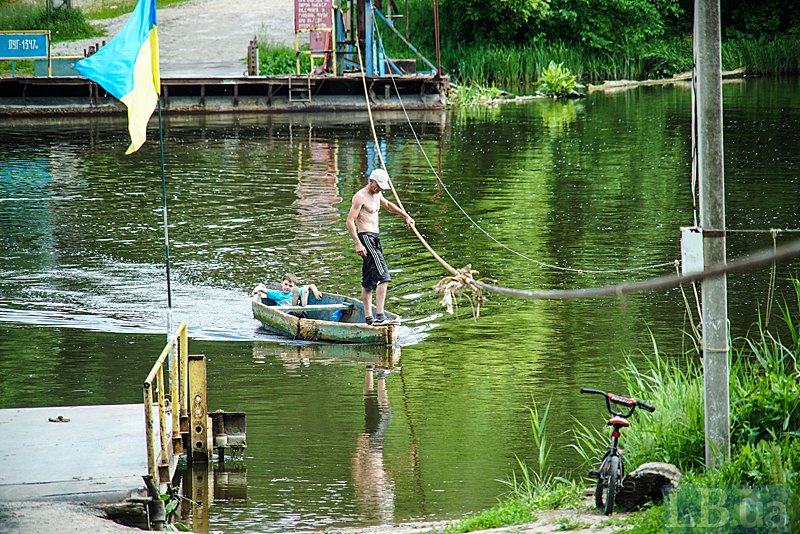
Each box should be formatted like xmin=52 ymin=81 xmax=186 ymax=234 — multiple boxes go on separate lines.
xmin=1 ymin=78 xmax=798 ymax=532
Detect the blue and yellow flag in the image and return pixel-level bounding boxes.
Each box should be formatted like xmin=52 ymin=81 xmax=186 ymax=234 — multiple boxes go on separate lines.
xmin=76 ymin=0 xmax=160 ymax=154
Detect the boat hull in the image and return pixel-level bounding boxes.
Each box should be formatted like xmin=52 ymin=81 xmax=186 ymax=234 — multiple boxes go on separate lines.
xmin=251 ymin=293 xmax=399 ymax=345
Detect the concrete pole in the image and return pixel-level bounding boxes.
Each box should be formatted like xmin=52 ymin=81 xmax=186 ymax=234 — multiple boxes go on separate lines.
xmin=694 ymin=0 xmax=730 ymax=468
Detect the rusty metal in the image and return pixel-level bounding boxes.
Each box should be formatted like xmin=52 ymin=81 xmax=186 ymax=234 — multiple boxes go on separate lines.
xmin=143 ymin=321 xmax=189 ymax=487
xmin=210 ymin=410 xmax=247 ymax=461
xmin=188 ymin=354 xmax=210 ymax=463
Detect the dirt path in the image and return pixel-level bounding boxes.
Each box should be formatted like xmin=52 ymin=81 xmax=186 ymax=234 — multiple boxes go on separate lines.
xmin=0 ymin=501 xmax=156 ymax=533
xmin=0 ymin=501 xmax=625 ymax=534
xmin=53 ymin=0 xmax=295 ymax=76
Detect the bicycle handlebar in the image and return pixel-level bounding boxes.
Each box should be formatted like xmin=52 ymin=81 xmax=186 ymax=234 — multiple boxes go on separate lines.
xmin=580 ymin=387 xmax=655 ymax=416
xmin=638 ymin=401 xmax=656 ymax=412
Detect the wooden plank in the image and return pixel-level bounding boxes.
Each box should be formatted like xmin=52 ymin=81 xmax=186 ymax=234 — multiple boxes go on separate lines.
xmin=0 ymin=404 xmax=169 ymax=503
xmin=272 ymin=303 xmax=351 ymax=312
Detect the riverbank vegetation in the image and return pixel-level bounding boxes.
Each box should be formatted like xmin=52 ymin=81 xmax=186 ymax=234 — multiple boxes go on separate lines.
xmin=0 ymin=0 xmax=101 ymax=76
xmin=0 ymin=0 xmax=187 ymax=36
xmin=382 ymin=0 xmax=800 ymax=89
xmin=444 ymin=278 xmax=800 ymax=533
xmin=81 ymin=0 xmax=186 ymax=20
xmin=0 ymin=1 xmax=100 ymax=42
xmin=0 ymin=0 xmax=188 ymax=76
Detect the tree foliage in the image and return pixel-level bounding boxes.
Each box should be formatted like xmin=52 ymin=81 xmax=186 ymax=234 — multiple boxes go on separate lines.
xmin=428 ymin=0 xmax=798 ymax=50
xmin=437 ymin=0 xmax=685 ymax=49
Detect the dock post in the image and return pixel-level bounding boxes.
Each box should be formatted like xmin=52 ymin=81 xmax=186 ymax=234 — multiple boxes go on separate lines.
xmin=186 ymin=462 xmax=212 ymax=532
xmin=188 ymin=354 xmax=211 ymax=463
xmin=143 ymin=474 xmax=166 ymax=530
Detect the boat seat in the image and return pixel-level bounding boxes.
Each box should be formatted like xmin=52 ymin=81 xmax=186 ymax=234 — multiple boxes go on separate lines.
xmin=273 ymin=303 xmax=353 ymax=312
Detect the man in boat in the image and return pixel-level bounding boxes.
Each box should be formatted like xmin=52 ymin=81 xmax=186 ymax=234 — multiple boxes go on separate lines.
xmin=346 ymin=168 xmax=415 ymax=325
xmin=252 ymin=273 xmax=322 ymax=306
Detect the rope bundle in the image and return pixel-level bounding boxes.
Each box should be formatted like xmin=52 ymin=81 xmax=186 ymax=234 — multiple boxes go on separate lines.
xmin=433 ymin=265 xmax=495 ymax=318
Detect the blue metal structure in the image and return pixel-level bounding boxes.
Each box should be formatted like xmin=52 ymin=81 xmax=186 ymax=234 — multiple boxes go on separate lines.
xmin=332 ymin=0 xmax=436 ymax=77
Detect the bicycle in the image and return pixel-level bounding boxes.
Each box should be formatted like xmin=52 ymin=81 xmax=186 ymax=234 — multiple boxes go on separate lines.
xmin=580 ymin=387 xmax=655 ymax=515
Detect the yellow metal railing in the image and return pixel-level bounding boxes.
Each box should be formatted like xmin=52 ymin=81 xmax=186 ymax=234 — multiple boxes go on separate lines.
xmin=143 ymin=321 xmax=189 ymax=486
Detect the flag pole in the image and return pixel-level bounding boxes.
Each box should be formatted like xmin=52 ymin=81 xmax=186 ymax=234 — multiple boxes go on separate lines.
xmin=157 ymin=98 xmax=173 ymax=334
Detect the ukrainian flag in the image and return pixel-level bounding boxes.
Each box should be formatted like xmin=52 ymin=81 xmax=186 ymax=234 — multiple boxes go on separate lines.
xmin=76 ymin=0 xmax=160 ymax=154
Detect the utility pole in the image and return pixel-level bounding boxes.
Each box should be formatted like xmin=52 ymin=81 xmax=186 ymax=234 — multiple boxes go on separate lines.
xmin=695 ymin=0 xmax=730 ymax=468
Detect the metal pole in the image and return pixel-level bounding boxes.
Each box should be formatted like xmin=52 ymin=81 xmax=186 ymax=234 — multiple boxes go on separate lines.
xmin=365 ymin=0 xmax=374 ymax=75
xmin=157 ymin=99 xmax=173 ymax=335
xmin=695 ymin=0 xmax=730 ymax=468
xmin=433 ymin=0 xmax=441 ymax=78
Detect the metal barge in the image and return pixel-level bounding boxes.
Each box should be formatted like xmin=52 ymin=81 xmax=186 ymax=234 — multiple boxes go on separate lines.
xmin=0 ymin=73 xmax=448 ymax=115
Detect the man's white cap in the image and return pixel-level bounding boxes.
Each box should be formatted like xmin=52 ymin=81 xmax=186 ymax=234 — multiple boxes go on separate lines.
xmin=369 ymin=168 xmax=391 ymax=190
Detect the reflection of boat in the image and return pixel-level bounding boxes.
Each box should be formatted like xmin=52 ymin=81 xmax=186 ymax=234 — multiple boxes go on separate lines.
xmin=253 ymin=341 xmax=400 ymax=368
xmin=252 ymin=293 xmax=399 ymax=345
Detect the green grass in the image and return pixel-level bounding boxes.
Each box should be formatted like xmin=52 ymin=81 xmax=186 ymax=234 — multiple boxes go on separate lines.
xmin=0 ymin=59 xmax=33 ymax=77
xmin=0 ymin=3 xmax=102 ymax=42
xmin=432 ymin=35 xmax=798 ymax=91
xmin=722 ymin=35 xmax=800 ymax=75
xmin=255 ymin=39 xmax=295 ymax=75
xmin=446 ymin=278 xmax=800 ymax=534
xmin=255 ymin=37 xmax=315 ymax=75
xmin=443 ymin=499 xmax=538 ymax=534
xmin=83 ymin=0 xmax=188 ymax=20
xmin=553 ymin=516 xmax=592 ymax=530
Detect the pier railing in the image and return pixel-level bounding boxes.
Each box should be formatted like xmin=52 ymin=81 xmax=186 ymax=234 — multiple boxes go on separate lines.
xmin=143 ymin=321 xmax=189 ymax=486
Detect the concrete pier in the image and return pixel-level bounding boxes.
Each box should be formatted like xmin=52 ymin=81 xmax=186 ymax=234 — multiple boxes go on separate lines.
xmin=0 ymin=403 xmax=172 ymax=503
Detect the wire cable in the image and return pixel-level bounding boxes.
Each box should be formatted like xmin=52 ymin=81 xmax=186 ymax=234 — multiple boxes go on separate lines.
xmin=468 ymin=239 xmax=800 ymax=300
xmin=373 ymin=20 xmax=676 ymax=275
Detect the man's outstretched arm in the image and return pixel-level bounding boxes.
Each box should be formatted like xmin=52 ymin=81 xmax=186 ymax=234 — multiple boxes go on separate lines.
xmin=380 ymin=197 xmax=415 ymax=227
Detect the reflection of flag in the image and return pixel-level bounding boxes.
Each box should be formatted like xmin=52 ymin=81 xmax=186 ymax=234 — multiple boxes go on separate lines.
xmin=76 ymin=0 xmax=160 ymax=154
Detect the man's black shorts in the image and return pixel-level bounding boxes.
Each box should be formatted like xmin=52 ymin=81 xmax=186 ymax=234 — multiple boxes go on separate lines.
xmin=359 ymin=232 xmax=391 ymax=289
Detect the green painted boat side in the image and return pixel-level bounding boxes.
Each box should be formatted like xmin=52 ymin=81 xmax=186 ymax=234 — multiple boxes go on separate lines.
xmin=251 ymin=292 xmax=400 ymax=345
xmin=252 ymin=299 xmax=300 ymax=338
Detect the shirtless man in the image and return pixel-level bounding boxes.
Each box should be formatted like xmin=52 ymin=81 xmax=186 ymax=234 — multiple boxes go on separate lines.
xmin=346 ymin=168 xmax=415 ymax=325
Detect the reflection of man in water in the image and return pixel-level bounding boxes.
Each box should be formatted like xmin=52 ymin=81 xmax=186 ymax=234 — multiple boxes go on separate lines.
xmin=352 ymin=365 xmax=394 ymax=523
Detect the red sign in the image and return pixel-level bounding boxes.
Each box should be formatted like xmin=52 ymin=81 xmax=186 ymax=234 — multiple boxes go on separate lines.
xmin=295 ymin=0 xmax=332 ymax=31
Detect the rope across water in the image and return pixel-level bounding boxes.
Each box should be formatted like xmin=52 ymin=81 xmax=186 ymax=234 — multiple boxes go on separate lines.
xmin=355 ymin=18 xmax=800 ymax=307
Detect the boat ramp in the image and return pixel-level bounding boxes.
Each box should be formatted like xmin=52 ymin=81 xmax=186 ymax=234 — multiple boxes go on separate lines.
xmin=0 ymin=323 xmax=243 ymax=530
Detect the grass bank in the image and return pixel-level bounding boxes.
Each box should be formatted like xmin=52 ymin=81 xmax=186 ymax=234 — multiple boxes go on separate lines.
xmin=0 ymin=2 xmax=101 ymax=76
xmin=444 ymin=279 xmax=800 ymax=533
xmin=431 ymin=35 xmax=800 ymax=91
xmin=81 ymin=0 xmax=187 ymax=21
xmin=0 ymin=2 xmax=101 ymax=42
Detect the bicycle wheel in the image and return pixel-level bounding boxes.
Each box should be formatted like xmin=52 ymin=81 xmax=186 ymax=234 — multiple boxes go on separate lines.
xmin=594 ymin=454 xmax=622 ymax=514
xmin=604 ymin=455 xmax=621 ymax=515
xmin=594 ymin=458 xmax=606 ymax=509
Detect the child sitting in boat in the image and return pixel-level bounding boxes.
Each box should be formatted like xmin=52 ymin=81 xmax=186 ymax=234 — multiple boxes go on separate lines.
xmin=252 ymin=273 xmax=322 ymax=307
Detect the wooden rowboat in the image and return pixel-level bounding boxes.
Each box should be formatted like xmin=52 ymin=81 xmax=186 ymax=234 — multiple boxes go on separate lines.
xmin=251 ymin=291 xmax=400 ymax=345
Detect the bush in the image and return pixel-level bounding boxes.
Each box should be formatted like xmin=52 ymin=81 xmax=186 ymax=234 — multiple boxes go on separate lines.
xmin=256 ymin=39 xmax=314 ymax=76
xmin=535 ymin=61 xmax=583 ymax=97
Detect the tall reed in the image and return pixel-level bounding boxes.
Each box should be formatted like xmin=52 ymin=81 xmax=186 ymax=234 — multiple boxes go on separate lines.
xmin=570 ymin=341 xmax=705 ymax=475
xmin=573 ymin=278 xmax=800 ymax=480
xmin=431 ymin=35 xmax=798 ymax=91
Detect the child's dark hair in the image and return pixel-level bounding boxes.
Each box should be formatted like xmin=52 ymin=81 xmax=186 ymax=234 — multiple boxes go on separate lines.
xmin=283 ymin=273 xmax=298 ymax=285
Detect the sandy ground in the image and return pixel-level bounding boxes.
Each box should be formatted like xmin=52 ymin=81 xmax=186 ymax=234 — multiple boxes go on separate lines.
xmin=0 ymin=501 xmax=157 ymax=533
xmin=52 ymin=0 xmax=296 ymax=76
xmin=0 ymin=498 xmax=626 ymax=534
